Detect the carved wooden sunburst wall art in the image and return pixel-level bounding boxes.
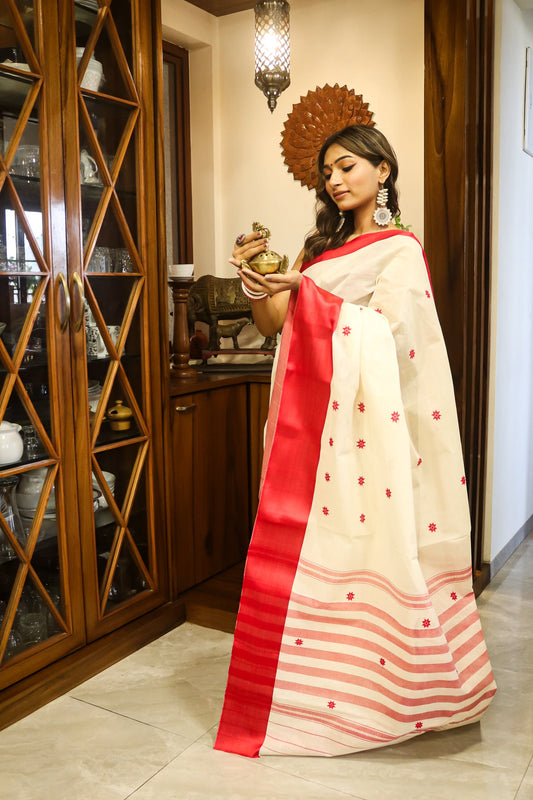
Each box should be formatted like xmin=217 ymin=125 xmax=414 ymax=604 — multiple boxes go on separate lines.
xmin=280 ymin=83 xmax=375 ymax=190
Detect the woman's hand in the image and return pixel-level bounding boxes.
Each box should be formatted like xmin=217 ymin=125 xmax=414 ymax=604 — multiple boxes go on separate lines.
xmin=231 ymin=240 xmax=305 ymax=337
xmin=229 ymin=230 xmax=268 ymax=268
xmin=238 ymin=267 xmax=302 ymax=296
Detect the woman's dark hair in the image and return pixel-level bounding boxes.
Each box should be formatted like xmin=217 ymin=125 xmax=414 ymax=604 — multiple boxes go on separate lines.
xmin=303 ymin=124 xmax=400 ymax=262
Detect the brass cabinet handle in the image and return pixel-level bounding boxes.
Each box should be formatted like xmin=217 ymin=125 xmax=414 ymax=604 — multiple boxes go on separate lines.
xmin=55 ymin=273 xmax=71 ymax=333
xmin=70 ymin=272 xmax=85 ymax=332
xmin=175 ymin=404 xmax=196 ymax=413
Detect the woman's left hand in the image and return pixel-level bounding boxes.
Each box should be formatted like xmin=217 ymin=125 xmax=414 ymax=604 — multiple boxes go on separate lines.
xmin=238 ymin=267 xmax=302 ymax=295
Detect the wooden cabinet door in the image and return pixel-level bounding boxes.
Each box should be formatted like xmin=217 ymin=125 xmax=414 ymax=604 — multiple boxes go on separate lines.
xmin=0 ymin=0 xmax=86 ymax=685
xmin=61 ymin=0 xmax=168 ymax=639
xmin=0 ymin=0 xmax=167 ymax=689
xmin=171 ymin=386 xmax=250 ymax=592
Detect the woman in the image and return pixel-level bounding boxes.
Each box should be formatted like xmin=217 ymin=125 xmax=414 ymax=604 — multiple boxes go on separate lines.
xmin=215 ymin=125 xmax=496 ymax=758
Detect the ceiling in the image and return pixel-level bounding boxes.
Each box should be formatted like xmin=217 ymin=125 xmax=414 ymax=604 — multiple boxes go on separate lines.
xmin=185 ymin=0 xmax=256 ymax=15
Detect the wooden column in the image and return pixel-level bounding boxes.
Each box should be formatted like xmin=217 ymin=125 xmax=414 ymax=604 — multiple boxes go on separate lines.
xmin=169 ymin=276 xmax=197 ymax=378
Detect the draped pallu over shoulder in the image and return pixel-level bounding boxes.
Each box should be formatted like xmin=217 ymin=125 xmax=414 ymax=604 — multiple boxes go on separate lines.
xmin=215 ymin=230 xmax=496 ymax=758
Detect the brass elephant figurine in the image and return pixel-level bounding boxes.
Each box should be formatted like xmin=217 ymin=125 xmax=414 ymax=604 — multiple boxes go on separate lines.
xmin=187 ymin=275 xmax=276 ymax=352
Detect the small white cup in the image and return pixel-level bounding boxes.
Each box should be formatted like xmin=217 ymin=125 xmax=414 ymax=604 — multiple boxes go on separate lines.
xmin=169 ymin=263 xmax=194 ymax=278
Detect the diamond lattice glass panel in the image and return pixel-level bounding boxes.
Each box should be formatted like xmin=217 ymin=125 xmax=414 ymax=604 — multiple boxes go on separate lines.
xmin=86 ymin=274 xmax=139 ymax=339
xmin=86 ymin=220 xmax=137 ymax=274
xmin=0 ymin=475 xmax=27 ymax=553
xmin=0 ymin=203 xmax=43 ymax=274
xmin=1 ymin=291 xmax=53 ymax=451
xmin=0 ymin=272 xmax=45 ymax=359
xmin=121 ymin=316 xmax=143 ymax=413
xmin=107 ymin=0 xmax=133 ymax=77
xmin=95 ymin=376 xmax=142 ymax=446
xmin=4 ymin=573 xmax=51 ymax=659
xmin=76 ymin=13 xmax=132 ymax=102
xmin=14 ymin=465 xmax=54 ymax=537
xmin=92 ymin=460 xmax=117 ymax=514
xmin=124 ymin=462 xmax=149 ymax=555
xmin=3 ymin=378 xmax=52 ymax=458
xmin=104 ymin=537 xmax=147 ymax=611
xmin=93 ymin=441 xmax=141 ymax=525
xmin=114 ymin=134 xmax=138 ymax=248
xmin=32 ymin=516 xmax=65 ymax=639
xmin=0 ymin=2 xmax=36 ymax=57
xmin=89 ymin=12 xmax=133 ymax=102
xmin=94 ymin=439 xmax=151 ymax=610
xmin=0 ymin=558 xmax=19 ymax=661
xmin=80 ymin=181 xmax=105 ymax=249
xmin=85 ymin=275 xmax=144 ymax=441
xmin=74 ymin=0 xmax=99 ymax=54
xmin=95 ymin=519 xmax=118 ymax=595
xmin=81 ymin=95 xmax=136 ymax=182
xmin=0 ymin=70 xmax=35 ymax=158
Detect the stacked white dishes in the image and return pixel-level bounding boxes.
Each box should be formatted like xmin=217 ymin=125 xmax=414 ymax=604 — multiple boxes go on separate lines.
xmin=88 ymin=380 xmax=102 ymax=412
xmin=16 ymin=468 xmax=56 ymax=530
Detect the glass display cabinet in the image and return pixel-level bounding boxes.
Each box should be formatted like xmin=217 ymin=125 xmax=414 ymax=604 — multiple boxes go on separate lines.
xmin=0 ymin=0 xmax=167 ymax=691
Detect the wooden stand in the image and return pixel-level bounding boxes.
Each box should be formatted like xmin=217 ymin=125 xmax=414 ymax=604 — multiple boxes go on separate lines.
xmin=169 ymin=276 xmax=197 ymax=378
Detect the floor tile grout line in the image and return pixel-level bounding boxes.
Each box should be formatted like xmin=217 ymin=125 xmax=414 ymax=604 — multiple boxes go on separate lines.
xmin=513 ymin=752 xmax=533 ymax=800
xmin=121 ymin=727 xmax=365 ymax=800
xmin=245 ymin=757 xmax=367 ymax=799
xmin=122 ymin=747 xmax=195 ymax=800
xmin=68 ymin=695 xmax=200 ymax=742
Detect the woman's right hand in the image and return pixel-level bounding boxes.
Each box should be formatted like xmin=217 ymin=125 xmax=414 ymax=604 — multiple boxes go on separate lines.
xmin=229 ymin=230 xmax=269 ymax=268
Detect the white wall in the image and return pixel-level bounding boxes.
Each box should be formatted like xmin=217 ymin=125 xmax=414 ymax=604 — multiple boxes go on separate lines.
xmin=485 ymin=0 xmax=533 ymax=564
xmin=162 ymin=0 xmax=533 ymax=572
xmin=162 ymin=0 xmax=424 ymax=277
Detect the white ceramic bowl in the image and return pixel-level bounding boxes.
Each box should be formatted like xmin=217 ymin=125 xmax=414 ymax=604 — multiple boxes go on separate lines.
xmin=169 ymin=264 xmax=194 ymax=278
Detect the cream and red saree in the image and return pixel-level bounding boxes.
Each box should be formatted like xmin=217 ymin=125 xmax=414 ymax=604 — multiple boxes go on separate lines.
xmin=215 ymin=230 xmax=496 ymax=758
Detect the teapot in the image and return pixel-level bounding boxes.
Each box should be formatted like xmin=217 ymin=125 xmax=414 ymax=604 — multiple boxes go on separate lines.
xmin=0 ymin=421 xmax=24 ymax=465
xmin=80 ymin=149 xmax=100 ymax=184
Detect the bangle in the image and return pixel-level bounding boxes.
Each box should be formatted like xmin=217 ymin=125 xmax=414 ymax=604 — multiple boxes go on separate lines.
xmin=241 ymin=280 xmax=268 ymax=301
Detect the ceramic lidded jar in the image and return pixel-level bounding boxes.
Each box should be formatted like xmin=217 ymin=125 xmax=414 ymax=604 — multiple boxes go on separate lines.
xmin=0 ymin=421 xmax=24 ymax=465
xmin=107 ymin=400 xmax=133 ymax=431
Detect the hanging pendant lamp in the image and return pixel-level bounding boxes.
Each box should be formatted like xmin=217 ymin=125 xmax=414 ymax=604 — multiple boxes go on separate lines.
xmin=254 ymin=0 xmax=290 ymax=112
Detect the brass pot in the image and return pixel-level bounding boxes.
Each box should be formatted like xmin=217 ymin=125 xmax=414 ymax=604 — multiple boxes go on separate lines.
xmin=107 ymin=400 xmax=133 ymax=431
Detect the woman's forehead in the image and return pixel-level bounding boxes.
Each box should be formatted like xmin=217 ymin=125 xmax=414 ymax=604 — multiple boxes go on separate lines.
xmin=322 ymin=143 xmax=356 ymax=168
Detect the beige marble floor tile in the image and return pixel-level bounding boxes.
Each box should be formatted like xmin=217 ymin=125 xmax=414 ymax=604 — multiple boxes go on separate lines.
xmin=200 ymin=723 xmax=526 ymax=800
xmin=70 ymin=623 xmax=232 ymax=741
xmin=2 ymin=534 xmax=530 ymax=800
xmin=260 ymin=748 xmax=523 ymax=800
xmin=0 ymin=694 xmax=190 ymax=800
xmin=127 ymin=740 xmax=361 ymax=800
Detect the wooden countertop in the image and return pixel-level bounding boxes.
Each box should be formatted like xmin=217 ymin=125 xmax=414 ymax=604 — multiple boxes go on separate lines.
xmin=170 ymin=366 xmax=272 ymax=397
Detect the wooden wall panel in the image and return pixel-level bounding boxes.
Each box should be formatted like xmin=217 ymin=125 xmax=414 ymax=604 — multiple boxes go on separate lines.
xmin=424 ymin=0 xmax=494 ymax=583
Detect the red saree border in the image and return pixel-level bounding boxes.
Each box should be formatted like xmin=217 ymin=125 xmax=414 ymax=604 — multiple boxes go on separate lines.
xmin=258 ymin=290 xmax=297 ymax=497
xmin=214 ymin=278 xmax=343 ymax=758
xmin=301 ymin=229 xmax=433 ymax=290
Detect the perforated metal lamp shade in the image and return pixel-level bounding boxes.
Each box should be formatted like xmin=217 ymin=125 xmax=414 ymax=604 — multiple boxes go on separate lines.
xmin=254 ymin=0 xmax=290 ymax=112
